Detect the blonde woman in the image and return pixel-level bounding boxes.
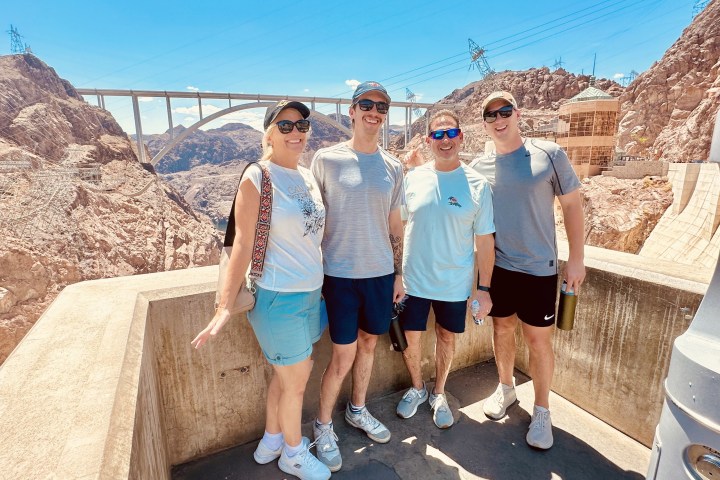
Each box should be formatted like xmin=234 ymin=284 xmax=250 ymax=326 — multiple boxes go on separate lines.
xmin=192 ymin=101 xmax=330 ymax=480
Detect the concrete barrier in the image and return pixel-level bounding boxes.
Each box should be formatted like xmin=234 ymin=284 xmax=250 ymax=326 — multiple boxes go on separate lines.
xmin=0 ymin=244 xmax=711 ymax=477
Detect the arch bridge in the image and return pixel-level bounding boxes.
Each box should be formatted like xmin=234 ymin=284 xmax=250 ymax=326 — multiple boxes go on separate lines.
xmin=76 ymin=89 xmax=434 ymax=166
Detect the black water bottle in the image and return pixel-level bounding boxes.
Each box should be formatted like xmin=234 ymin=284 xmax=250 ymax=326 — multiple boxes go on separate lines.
xmin=389 ymin=299 xmax=408 ymax=352
xmin=557 ymin=281 xmax=577 ymax=331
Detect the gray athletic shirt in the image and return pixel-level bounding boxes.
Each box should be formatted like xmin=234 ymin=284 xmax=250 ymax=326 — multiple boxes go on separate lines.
xmin=311 ymin=143 xmax=404 ymax=278
xmin=469 ymin=138 xmax=580 ymax=276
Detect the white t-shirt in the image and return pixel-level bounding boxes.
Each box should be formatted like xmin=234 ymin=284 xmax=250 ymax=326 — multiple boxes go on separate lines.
xmin=402 ymin=162 xmax=495 ymax=301
xmin=246 ymin=161 xmax=325 ymax=292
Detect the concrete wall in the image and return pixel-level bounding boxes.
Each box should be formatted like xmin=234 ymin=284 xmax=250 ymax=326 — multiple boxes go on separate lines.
xmin=518 ymin=244 xmax=709 ymax=447
xmin=640 ymin=162 xmax=720 ymax=269
xmin=0 ymin=245 xmax=712 ymax=477
xmin=602 ymin=160 xmax=669 ymax=179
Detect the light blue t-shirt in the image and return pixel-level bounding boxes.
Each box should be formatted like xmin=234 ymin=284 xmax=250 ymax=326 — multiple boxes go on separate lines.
xmin=402 ymin=162 xmax=495 ymax=302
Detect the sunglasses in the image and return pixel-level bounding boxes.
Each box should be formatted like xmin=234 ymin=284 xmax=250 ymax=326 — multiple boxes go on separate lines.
xmin=429 ymin=128 xmax=461 ymax=140
xmin=355 ymin=99 xmax=390 ymax=114
xmin=483 ymin=105 xmax=514 ymax=123
xmin=276 ymin=119 xmax=311 ymax=134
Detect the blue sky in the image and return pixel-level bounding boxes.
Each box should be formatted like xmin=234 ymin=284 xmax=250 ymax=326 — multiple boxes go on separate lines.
xmin=4 ymin=0 xmax=700 ymax=134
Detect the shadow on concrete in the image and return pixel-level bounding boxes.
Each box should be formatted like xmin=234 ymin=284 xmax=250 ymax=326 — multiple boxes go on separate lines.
xmin=173 ymin=361 xmax=648 ymax=480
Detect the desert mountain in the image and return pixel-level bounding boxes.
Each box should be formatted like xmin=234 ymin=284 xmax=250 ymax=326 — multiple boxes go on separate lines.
xmin=148 ymin=112 xmax=351 ymax=226
xmin=0 ymin=54 xmax=221 ymax=364
xmin=616 ymin=0 xmax=720 ymax=161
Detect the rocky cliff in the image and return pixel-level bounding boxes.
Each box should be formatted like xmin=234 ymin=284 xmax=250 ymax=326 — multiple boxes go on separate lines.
xmin=616 ymin=0 xmax=720 ymax=161
xmin=0 ymin=54 xmax=221 ymax=364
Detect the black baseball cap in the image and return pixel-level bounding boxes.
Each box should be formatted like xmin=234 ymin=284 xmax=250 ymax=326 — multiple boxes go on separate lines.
xmin=263 ymin=100 xmax=311 ymax=130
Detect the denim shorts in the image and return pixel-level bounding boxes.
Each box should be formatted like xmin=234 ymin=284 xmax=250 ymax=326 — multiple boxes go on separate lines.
xmin=247 ymin=286 xmax=327 ymax=366
xmin=322 ymin=273 xmax=394 ymax=345
xmin=399 ymin=295 xmax=468 ymax=334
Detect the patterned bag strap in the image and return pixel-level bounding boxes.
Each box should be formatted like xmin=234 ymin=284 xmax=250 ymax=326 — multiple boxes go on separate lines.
xmin=223 ymin=162 xmax=273 ymax=279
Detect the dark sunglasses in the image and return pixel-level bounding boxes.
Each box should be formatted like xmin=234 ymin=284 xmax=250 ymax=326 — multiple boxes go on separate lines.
xmin=483 ymin=105 xmax=514 ymax=123
xmin=355 ymin=99 xmax=390 ymax=114
xmin=276 ymin=119 xmax=311 ymax=134
xmin=429 ymin=128 xmax=461 ymax=140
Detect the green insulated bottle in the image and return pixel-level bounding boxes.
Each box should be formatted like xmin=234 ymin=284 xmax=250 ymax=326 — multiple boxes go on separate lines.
xmin=557 ymin=281 xmax=577 ymax=331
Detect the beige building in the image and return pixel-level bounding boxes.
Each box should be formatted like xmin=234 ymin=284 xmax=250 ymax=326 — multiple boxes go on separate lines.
xmin=555 ymin=85 xmax=620 ymax=178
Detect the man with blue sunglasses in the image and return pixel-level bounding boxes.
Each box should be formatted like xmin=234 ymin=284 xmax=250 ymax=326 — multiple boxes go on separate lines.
xmin=396 ymin=109 xmax=495 ymax=429
xmin=470 ymin=91 xmax=586 ymax=450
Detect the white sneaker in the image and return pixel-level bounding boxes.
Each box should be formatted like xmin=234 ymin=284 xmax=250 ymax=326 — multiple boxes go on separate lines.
xmin=526 ymin=405 xmax=554 ymax=450
xmin=345 ymin=403 xmax=391 ymax=443
xmin=252 ymin=438 xmax=282 ymax=464
xmin=312 ymin=421 xmax=342 ymax=472
xmin=278 ymin=437 xmax=331 ymax=480
xmin=483 ymin=380 xmax=517 ymax=420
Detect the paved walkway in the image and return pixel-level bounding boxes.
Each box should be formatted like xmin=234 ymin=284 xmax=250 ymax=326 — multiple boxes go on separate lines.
xmin=173 ymin=361 xmax=650 ymax=480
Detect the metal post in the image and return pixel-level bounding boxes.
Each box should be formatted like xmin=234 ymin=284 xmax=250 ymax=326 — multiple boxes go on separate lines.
xmin=166 ymin=95 xmax=173 ymax=140
xmin=336 ymin=103 xmax=341 ymax=121
xmin=131 ymin=95 xmax=146 ymax=164
xmin=197 ymin=95 xmax=203 ymax=120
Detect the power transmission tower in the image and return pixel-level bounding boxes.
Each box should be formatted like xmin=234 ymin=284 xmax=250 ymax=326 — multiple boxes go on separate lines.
xmin=693 ymin=0 xmax=709 ymax=16
xmin=553 ymin=57 xmax=565 ymax=70
xmin=405 ymin=88 xmax=421 ymax=117
xmin=620 ymin=70 xmax=639 ymax=87
xmin=468 ymin=39 xmax=494 ymax=78
xmin=8 ymin=25 xmax=31 ymax=54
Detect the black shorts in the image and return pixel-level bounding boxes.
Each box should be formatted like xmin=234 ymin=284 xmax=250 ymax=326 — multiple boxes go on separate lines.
xmin=489 ymin=266 xmax=558 ymax=327
xmin=399 ymin=295 xmax=467 ymax=334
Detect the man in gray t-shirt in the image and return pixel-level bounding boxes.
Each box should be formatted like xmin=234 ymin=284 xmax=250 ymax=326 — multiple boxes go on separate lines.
xmin=309 ymin=81 xmax=405 ymax=473
xmin=470 ymin=91 xmax=586 ymax=451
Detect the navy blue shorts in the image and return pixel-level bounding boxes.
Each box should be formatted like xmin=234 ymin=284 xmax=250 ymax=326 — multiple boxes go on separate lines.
xmin=322 ymin=273 xmax=395 ymax=345
xmin=399 ymin=295 xmax=467 ymax=334
xmin=488 ymin=266 xmax=558 ymax=327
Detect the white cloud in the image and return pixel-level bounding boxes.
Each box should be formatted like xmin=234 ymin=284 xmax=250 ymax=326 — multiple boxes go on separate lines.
xmin=138 ymin=97 xmax=155 ymax=103
xmin=613 ymin=73 xmax=624 ymax=79
xmin=186 ymin=86 xmax=199 ymax=92
xmin=345 ymin=79 xmax=360 ymax=90
xmin=304 ymin=88 xmax=310 ymax=93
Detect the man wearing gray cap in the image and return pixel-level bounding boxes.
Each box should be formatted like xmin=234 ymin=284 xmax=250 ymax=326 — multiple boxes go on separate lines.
xmin=310 ymin=81 xmax=405 ymax=472
xmin=470 ymin=91 xmax=585 ymax=450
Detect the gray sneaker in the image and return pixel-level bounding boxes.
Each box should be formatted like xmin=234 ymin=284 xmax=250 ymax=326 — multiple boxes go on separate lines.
xmin=429 ymin=392 xmax=454 ymax=429
xmin=344 ymin=403 xmax=391 ymax=443
xmin=483 ymin=379 xmax=517 ymax=420
xmin=312 ymin=422 xmax=342 ymax=472
xmin=397 ymin=384 xmax=428 ymax=419
xmin=526 ymin=406 xmax=554 ymax=450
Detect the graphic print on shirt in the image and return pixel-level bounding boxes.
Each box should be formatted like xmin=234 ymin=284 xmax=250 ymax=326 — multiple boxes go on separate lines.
xmin=448 ymin=196 xmax=462 ymax=208
xmin=287 ymin=184 xmax=325 ymax=236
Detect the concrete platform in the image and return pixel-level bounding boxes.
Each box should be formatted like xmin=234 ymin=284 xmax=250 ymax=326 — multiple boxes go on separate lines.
xmin=172 ymin=360 xmax=650 ymax=480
